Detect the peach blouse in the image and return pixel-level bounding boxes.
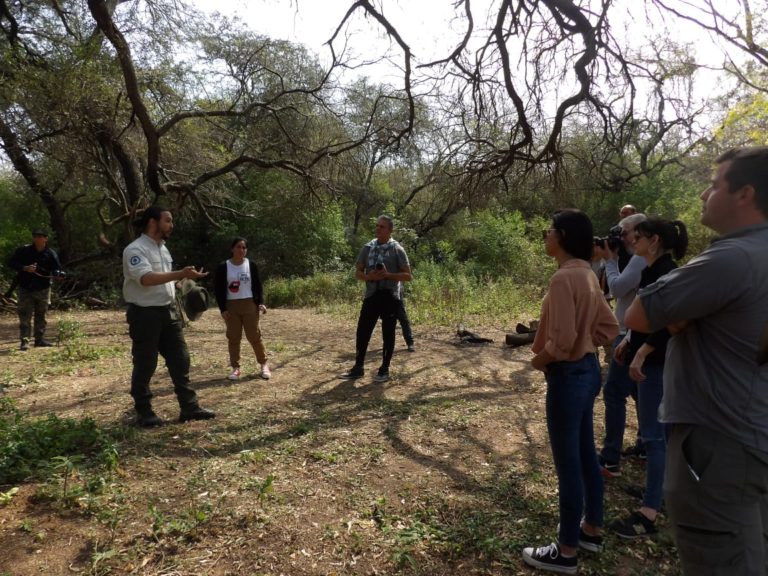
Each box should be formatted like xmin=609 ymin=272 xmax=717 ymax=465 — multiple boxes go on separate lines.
xmin=532 ymin=259 xmax=619 ymax=362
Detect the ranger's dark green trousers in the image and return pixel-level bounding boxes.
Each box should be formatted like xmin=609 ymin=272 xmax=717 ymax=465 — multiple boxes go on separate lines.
xmin=126 ymin=304 xmax=198 ymax=412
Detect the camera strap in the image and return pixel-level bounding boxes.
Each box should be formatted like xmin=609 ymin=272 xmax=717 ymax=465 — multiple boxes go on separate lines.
xmin=365 ymin=239 xmax=396 ymax=271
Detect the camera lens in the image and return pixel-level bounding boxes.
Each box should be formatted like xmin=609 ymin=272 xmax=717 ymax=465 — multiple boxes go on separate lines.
xmin=375 ymin=263 xmax=384 ymax=270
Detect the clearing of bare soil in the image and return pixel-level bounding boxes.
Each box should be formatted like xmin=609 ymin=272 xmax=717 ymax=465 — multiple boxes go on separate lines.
xmin=0 ymin=307 xmax=680 ymax=575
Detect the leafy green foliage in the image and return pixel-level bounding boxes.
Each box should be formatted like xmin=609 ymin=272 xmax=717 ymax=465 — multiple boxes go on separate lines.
xmin=49 ymin=317 xmax=123 ymax=364
xmin=716 ymin=91 xmax=768 ymax=148
xmin=0 ymin=398 xmax=119 ymax=485
xmin=451 ymin=210 xmax=550 ymax=283
xmin=265 ymin=259 xmax=545 ymax=327
xmin=0 ymin=177 xmax=49 ymax=289
xmin=148 ymin=502 xmax=210 ymax=541
xmin=266 ymin=272 xmax=359 ymax=308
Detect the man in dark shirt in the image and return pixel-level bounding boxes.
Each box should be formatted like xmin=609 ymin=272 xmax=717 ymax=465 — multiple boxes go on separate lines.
xmin=8 ymin=229 xmax=63 ymax=350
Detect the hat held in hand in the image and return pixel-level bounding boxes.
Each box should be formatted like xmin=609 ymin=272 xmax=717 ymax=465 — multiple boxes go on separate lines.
xmin=178 ymin=279 xmax=209 ymax=321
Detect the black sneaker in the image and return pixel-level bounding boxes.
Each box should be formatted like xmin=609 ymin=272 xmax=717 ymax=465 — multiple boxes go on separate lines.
xmin=407 ymin=344 xmax=416 ymax=352
xmin=556 ymin=522 xmax=603 ymax=553
xmin=136 ymin=410 xmax=164 ymax=428
xmin=622 ymin=444 xmax=648 ymax=460
xmin=179 ymin=406 xmax=216 ymax=423
xmin=598 ymin=455 xmax=621 ymax=478
xmin=578 ymin=528 xmax=603 ymax=553
xmin=34 ymin=339 xmax=54 ymax=347
xmin=19 ymin=338 xmax=29 ymax=351
xmin=522 ymin=542 xmax=577 ymax=574
xmin=373 ymin=369 xmax=390 ymax=383
xmin=339 ymin=366 xmax=364 ymax=379
xmin=608 ymin=511 xmax=658 ymax=539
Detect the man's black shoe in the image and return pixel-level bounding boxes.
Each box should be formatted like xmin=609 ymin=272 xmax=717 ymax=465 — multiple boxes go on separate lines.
xmin=137 ymin=411 xmax=164 ymax=428
xmin=34 ymin=339 xmax=54 ymax=347
xmin=339 ymin=367 xmax=364 ymax=379
xmin=19 ymin=338 xmax=29 ymax=351
xmin=179 ymin=406 xmax=216 ymax=423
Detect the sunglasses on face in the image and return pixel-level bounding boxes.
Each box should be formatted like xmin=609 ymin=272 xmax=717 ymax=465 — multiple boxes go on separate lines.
xmin=541 ymin=228 xmax=556 ymax=239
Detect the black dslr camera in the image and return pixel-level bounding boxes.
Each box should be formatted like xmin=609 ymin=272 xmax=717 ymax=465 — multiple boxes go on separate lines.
xmin=594 ymin=225 xmax=623 ymax=250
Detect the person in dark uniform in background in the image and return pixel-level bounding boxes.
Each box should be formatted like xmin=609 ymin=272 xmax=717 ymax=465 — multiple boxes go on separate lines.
xmin=8 ymin=229 xmax=63 ymax=350
xmin=122 ymin=206 xmax=215 ymax=428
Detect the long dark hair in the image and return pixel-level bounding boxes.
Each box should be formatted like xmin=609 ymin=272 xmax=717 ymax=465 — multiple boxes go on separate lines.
xmin=552 ymin=209 xmax=594 ymax=262
xmin=635 ymin=217 xmax=688 ymax=260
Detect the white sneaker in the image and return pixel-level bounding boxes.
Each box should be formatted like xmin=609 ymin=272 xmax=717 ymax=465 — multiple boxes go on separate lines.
xmin=228 ymin=368 xmax=241 ymax=381
xmin=260 ymin=365 xmax=271 ymax=380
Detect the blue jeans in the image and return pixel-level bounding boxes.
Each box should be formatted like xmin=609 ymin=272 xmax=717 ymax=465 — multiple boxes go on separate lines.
xmin=546 ymin=353 xmax=604 ymax=548
xmin=637 ymin=363 xmax=665 ymax=511
xmin=601 ymin=335 xmax=639 ymax=463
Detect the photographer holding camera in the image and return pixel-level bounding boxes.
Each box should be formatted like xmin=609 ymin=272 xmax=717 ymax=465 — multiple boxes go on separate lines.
xmin=8 ymin=229 xmax=64 ymax=350
xmin=593 ymin=213 xmax=648 ymax=477
xmin=339 ymin=215 xmax=412 ymax=383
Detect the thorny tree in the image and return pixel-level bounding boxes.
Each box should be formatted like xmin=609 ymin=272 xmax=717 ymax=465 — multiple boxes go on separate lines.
xmin=331 ymin=0 xmax=718 ymax=201
xmin=0 ymin=0 xmax=753 ymax=265
xmin=0 ymin=0 xmax=412 ymax=264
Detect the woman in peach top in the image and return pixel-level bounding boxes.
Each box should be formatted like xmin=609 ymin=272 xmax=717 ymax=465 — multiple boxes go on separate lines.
xmin=523 ymin=209 xmax=619 ymax=575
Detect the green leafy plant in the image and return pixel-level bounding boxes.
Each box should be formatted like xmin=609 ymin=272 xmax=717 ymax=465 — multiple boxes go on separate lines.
xmin=148 ymin=503 xmax=210 ymax=541
xmin=256 ymin=474 xmax=274 ymax=505
xmin=0 ymin=398 xmax=119 ymax=485
xmin=50 ymin=317 xmax=122 ymax=363
xmin=0 ymin=486 xmax=19 ymax=506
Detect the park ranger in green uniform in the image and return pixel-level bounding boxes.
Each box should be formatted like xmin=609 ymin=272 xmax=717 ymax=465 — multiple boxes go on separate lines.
xmin=122 ymin=206 xmax=215 ymax=428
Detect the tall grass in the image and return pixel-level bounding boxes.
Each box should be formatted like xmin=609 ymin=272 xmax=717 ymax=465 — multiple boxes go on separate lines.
xmin=265 ymin=261 xmax=550 ymax=328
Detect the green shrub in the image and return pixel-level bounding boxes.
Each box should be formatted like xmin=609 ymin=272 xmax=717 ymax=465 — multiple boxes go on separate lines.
xmin=0 ymin=398 xmax=119 ymax=485
xmin=266 ymin=262 xmax=547 ymax=327
xmin=266 ymin=272 xmax=360 ymax=308
xmin=452 ymin=210 xmax=550 ymax=283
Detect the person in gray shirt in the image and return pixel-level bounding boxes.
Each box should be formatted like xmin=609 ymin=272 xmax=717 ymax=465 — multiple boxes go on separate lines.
xmin=339 ymin=215 xmax=412 ymax=383
xmin=594 ymin=213 xmax=647 ymax=477
xmin=626 ymin=146 xmax=768 ymax=575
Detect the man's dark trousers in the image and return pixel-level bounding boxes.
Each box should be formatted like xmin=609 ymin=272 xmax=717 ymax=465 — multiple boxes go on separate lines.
xmin=354 ymin=290 xmax=399 ymax=371
xmin=18 ymin=287 xmax=50 ymax=342
xmin=126 ymin=304 xmax=198 ymax=411
xmin=665 ymin=424 xmax=768 ymax=575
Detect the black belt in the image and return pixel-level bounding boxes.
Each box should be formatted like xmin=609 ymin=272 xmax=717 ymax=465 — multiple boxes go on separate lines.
xmin=127 ymin=303 xmax=174 ymax=310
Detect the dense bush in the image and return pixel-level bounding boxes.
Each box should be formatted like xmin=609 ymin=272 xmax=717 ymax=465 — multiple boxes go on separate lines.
xmin=450 ymin=210 xmax=551 ymax=283
xmin=266 ymin=271 xmax=360 ymax=308
xmin=265 ymin=260 xmax=548 ymax=328
xmin=0 ymin=398 xmax=118 ymax=485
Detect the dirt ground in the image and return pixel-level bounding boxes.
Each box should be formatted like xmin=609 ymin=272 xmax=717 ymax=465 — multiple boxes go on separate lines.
xmin=0 ymin=308 xmax=674 ymax=576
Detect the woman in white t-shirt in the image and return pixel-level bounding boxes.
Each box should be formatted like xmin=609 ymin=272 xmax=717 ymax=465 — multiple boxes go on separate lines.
xmin=213 ymin=237 xmax=271 ymax=380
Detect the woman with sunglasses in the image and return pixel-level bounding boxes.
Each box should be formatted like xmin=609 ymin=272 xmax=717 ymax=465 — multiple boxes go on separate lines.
xmin=608 ymin=217 xmax=688 ymax=539
xmin=523 ymin=209 xmax=619 ymax=574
